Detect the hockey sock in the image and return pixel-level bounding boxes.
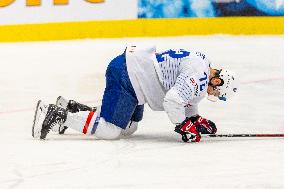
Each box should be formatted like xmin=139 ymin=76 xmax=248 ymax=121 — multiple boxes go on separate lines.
xmin=64 ymin=107 xmax=101 ymax=135
xmin=64 ymin=107 xmax=122 ymax=139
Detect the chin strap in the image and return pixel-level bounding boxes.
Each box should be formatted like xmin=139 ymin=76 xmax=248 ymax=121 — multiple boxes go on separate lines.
xmin=207 ymin=95 xmax=218 ymax=102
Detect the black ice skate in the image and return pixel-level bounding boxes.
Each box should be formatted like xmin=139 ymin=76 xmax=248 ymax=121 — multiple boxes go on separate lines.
xmin=56 ymin=96 xmax=96 ymax=113
xmin=32 ymin=100 xmax=67 ymax=140
xmin=55 ymin=96 xmax=96 ymax=134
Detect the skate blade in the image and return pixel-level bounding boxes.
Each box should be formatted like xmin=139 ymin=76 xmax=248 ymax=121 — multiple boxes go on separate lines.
xmin=56 ymin=96 xmax=68 ymax=109
xmin=32 ymin=100 xmax=47 ymax=139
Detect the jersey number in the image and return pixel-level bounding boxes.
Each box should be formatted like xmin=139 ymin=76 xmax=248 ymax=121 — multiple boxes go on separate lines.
xmin=156 ymin=49 xmax=190 ymax=62
xmin=199 ymin=72 xmax=208 ymax=91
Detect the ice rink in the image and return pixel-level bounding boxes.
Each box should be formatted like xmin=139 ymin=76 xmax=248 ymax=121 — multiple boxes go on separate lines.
xmin=0 ymin=35 xmax=284 ymax=189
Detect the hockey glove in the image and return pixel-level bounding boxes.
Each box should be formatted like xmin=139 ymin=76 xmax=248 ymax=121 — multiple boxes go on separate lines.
xmin=194 ymin=115 xmax=217 ymax=135
xmin=174 ymin=115 xmax=217 ymax=143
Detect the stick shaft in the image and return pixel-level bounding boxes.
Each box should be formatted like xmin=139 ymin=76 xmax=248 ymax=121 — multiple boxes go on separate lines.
xmin=204 ymin=134 xmax=284 ymax=138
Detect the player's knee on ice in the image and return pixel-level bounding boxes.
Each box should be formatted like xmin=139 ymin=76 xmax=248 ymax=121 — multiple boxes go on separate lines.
xmin=121 ymin=121 xmax=138 ymax=136
xmin=95 ymin=119 xmax=138 ymax=139
xmin=95 ymin=118 xmax=122 ymax=140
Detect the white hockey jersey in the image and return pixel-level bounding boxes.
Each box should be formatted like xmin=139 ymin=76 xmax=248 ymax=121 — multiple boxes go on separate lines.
xmin=126 ymin=46 xmax=210 ymax=124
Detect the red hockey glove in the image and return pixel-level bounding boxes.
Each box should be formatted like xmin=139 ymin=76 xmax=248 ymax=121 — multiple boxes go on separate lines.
xmin=175 ymin=117 xmax=201 ymax=142
xmin=194 ymin=115 xmax=217 ymax=135
xmin=174 ymin=115 xmax=217 ymax=143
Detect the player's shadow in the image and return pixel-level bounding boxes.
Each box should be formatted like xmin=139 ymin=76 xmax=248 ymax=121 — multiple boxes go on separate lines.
xmin=46 ymin=132 xmax=180 ymax=144
xmin=123 ymin=133 xmax=180 ymax=143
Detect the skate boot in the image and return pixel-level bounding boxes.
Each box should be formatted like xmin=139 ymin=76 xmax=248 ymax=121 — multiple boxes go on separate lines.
xmin=55 ymin=96 xmax=97 ymax=134
xmin=32 ymin=100 xmax=67 ymax=140
xmin=56 ymin=96 xmax=96 ymax=113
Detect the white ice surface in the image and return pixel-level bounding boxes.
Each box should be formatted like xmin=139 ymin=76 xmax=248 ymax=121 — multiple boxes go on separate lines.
xmin=0 ymin=36 xmax=284 ymax=189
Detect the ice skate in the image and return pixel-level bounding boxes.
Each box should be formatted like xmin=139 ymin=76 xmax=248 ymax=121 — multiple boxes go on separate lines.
xmin=32 ymin=100 xmax=67 ymax=140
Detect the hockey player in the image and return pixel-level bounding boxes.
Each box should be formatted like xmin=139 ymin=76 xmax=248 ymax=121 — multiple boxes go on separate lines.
xmin=32 ymin=46 xmax=238 ymax=143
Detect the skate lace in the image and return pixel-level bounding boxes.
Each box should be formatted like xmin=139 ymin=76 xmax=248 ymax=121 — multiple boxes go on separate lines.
xmin=45 ymin=106 xmax=66 ymax=132
xmin=53 ymin=109 xmax=66 ymax=129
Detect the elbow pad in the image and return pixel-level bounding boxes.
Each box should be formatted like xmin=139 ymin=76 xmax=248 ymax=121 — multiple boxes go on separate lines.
xmin=163 ymin=89 xmax=186 ymax=124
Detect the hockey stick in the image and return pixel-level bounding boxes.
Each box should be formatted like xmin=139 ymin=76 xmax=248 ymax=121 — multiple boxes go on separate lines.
xmin=203 ymin=134 xmax=284 ymax=138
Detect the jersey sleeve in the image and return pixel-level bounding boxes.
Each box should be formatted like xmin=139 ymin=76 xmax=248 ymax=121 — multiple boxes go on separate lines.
xmin=172 ymin=72 xmax=196 ymax=103
xmin=185 ymin=104 xmax=199 ymax=118
xmin=163 ymin=71 xmax=198 ymax=124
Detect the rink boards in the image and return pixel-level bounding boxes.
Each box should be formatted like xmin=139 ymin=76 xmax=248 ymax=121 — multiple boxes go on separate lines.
xmin=0 ymin=17 xmax=284 ymax=42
